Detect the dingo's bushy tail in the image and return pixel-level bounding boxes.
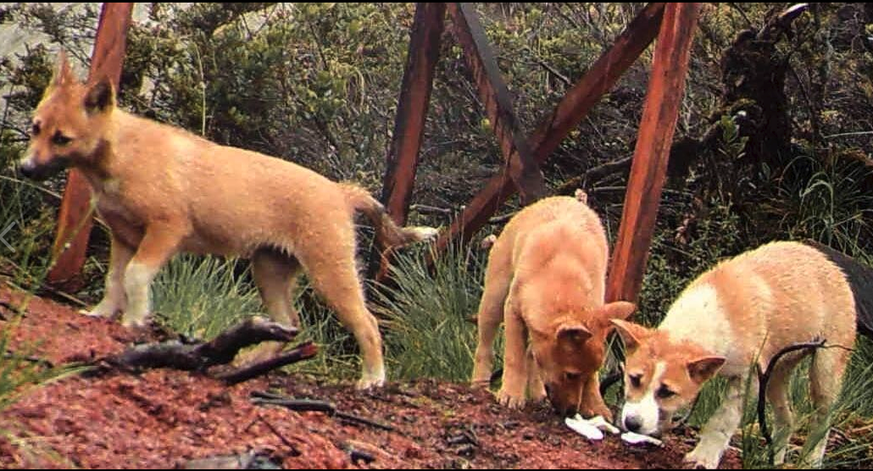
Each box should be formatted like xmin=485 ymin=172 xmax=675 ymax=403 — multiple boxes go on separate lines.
xmin=340 ymin=183 xmax=439 ymax=247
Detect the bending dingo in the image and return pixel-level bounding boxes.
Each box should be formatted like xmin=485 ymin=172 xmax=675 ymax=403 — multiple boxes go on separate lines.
xmin=471 ymin=194 xmax=635 ymax=418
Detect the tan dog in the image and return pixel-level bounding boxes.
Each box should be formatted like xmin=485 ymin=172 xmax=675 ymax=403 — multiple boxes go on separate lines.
xmin=613 ymin=241 xmax=860 ymax=468
xmin=19 ymin=53 xmax=437 ymax=389
xmin=471 ymin=194 xmax=636 ymax=418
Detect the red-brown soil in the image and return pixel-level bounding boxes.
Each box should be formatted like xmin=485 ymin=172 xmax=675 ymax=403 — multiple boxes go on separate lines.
xmin=0 ymin=286 xmax=741 ymax=469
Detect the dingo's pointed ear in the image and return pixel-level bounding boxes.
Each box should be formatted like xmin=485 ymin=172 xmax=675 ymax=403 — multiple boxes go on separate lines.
xmin=687 ymin=356 xmax=726 ymax=384
xmin=84 ymin=75 xmax=115 ymax=114
xmin=600 ymin=301 xmax=637 ymax=321
xmin=556 ymin=324 xmax=592 ymax=351
xmin=610 ymin=319 xmax=649 ymax=353
xmin=52 ymin=50 xmax=75 ymax=87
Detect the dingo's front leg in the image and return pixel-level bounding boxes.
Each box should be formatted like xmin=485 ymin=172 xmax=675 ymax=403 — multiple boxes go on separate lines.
xmin=527 ymin=347 xmax=547 ymax=403
xmin=685 ymin=377 xmax=747 ymax=469
xmin=121 ymin=225 xmax=183 ymax=329
xmin=580 ymin=373 xmax=612 ymax=421
xmin=85 ymin=235 xmax=134 ymax=319
xmin=471 ymin=265 xmax=511 ymax=388
xmin=497 ymin=306 xmax=528 ymax=410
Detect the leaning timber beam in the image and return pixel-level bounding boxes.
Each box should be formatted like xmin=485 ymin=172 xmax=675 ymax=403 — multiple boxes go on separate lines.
xmin=434 ymin=3 xmax=667 ymax=255
xmin=448 ymin=2 xmax=546 ymax=205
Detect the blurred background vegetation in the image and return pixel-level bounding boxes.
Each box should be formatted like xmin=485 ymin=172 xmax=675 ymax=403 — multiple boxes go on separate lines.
xmin=1 ymin=3 xmax=872 ymax=467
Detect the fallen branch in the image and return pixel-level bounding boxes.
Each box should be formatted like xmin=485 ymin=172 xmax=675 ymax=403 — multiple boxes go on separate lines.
xmin=196 ymin=317 xmax=299 ymax=367
xmin=217 ymin=342 xmax=318 ymax=385
xmin=251 ymin=390 xmax=395 ymax=432
xmin=98 ymin=317 xmax=308 ymax=385
xmin=106 ymin=339 xmax=211 ymax=372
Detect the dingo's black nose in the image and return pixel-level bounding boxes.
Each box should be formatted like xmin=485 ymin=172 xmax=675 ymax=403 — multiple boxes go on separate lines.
xmin=624 ymin=416 xmax=643 ymax=433
xmin=18 ymin=160 xmax=37 ymax=179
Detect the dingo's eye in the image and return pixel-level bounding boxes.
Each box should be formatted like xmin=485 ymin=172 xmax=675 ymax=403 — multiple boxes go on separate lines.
xmin=52 ymin=132 xmax=72 ymax=146
xmin=564 ymin=372 xmax=583 ymax=381
xmin=31 ymin=123 xmax=41 ymax=136
xmin=656 ymin=385 xmax=676 ymax=399
xmin=629 ymin=374 xmax=642 ymax=388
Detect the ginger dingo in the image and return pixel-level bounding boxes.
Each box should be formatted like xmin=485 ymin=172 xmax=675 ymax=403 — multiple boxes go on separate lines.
xmin=19 ymin=53 xmax=436 ymax=389
xmin=613 ymin=241 xmax=863 ymax=468
xmin=471 ymin=194 xmax=635 ymax=418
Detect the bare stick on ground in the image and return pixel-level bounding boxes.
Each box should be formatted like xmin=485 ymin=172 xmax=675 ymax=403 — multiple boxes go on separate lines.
xmin=217 ymin=342 xmax=318 ymax=385
xmin=95 ymin=317 xmax=316 ymax=385
xmin=251 ymin=390 xmax=395 ymax=432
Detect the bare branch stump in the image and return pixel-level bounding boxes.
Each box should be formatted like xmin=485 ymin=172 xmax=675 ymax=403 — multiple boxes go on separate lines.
xmin=96 ymin=317 xmax=316 ymax=385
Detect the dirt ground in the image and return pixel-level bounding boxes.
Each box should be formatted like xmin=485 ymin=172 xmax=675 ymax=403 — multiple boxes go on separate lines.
xmin=0 ymin=286 xmax=742 ymax=469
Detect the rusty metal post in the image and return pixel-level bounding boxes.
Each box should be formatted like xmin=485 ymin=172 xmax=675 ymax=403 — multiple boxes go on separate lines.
xmin=434 ymin=3 xmax=666 ymax=254
xmin=605 ymin=3 xmax=702 ymax=304
xmin=46 ymin=3 xmax=134 ymax=291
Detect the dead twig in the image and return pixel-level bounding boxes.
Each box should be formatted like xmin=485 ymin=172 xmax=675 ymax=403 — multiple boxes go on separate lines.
xmin=525 ymin=54 xmax=572 ymax=87
xmin=729 ymin=3 xmax=755 ymax=28
xmin=409 ymin=204 xmax=454 ymax=216
xmin=556 ymin=156 xmax=634 ymax=195
xmin=3 ymin=278 xmax=88 ymax=308
xmin=823 ymin=130 xmax=873 ymax=140
xmin=757 ymin=337 xmax=829 ymax=465
xmin=251 ymin=390 xmax=395 ymax=432
xmin=216 ymin=342 xmax=318 ymax=385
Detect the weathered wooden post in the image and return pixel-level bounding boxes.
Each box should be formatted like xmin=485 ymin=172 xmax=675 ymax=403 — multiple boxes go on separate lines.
xmin=447 ymin=2 xmax=546 ymax=206
xmin=433 ymin=3 xmax=667 ymax=255
xmin=370 ymin=2 xmax=446 ymax=281
xmin=380 ymin=3 xmax=447 ymax=227
xmin=376 ymin=2 xmax=548 ymax=280
xmin=605 ymin=3 xmax=702 ymax=304
xmin=46 ymin=3 xmax=133 ymax=291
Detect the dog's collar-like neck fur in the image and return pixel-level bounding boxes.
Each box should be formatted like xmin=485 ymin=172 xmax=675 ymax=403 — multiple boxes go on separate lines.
xmin=77 ymin=138 xmax=115 ymax=190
